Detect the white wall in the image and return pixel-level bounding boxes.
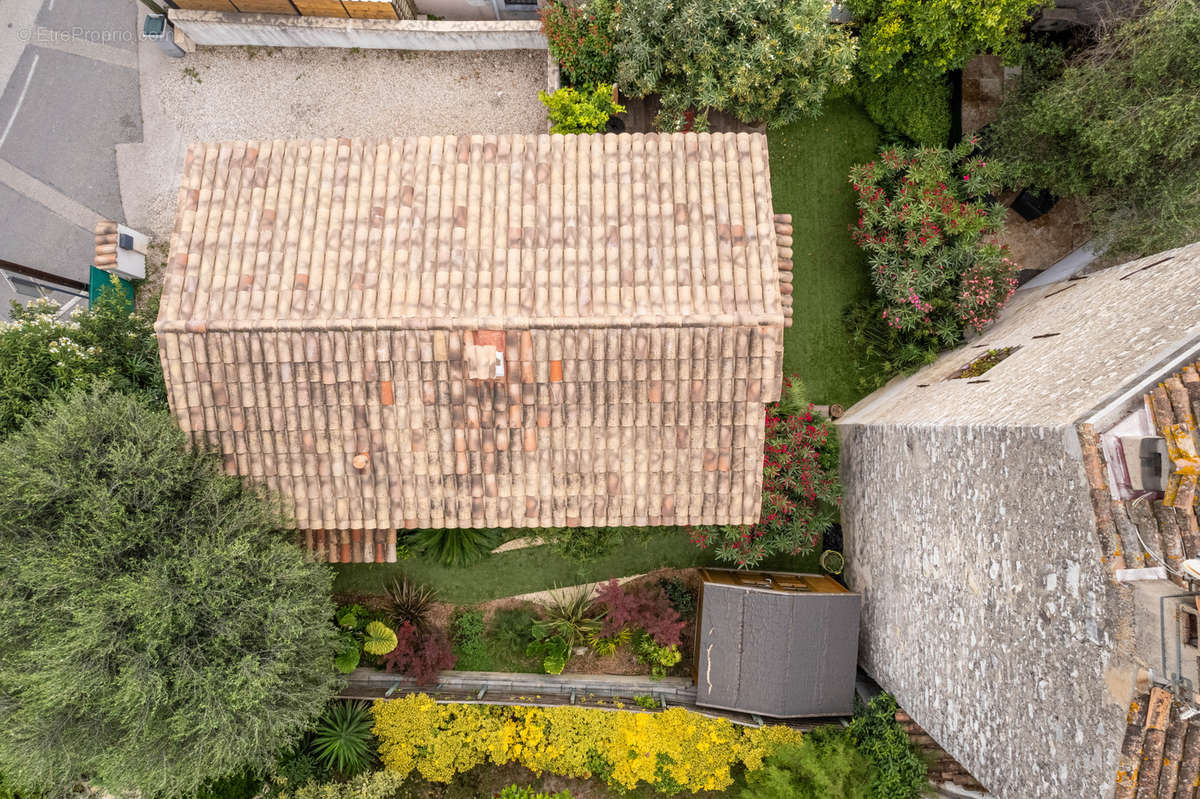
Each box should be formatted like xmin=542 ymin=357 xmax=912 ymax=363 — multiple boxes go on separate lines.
xmin=169 ymin=9 xmax=546 ymax=49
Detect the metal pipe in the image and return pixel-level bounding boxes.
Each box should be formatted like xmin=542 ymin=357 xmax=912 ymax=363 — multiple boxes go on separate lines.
xmin=138 ymin=0 xmax=168 ymax=15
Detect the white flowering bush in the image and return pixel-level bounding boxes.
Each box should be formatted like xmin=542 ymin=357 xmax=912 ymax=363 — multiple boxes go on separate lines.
xmin=0 ymin=280 xmax=163 ymax=436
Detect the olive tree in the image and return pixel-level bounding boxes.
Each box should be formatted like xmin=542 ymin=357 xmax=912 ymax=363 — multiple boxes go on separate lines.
xmin=990 ymin=0 xmax=1200 ymax=257
xmin=0 ymin=386 xmax=340 ymax=799
xmin=615 ymin=0 xmax=856 ymax=129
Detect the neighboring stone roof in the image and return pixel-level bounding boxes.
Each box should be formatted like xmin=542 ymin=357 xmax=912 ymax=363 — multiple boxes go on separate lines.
xmin=841 ymin=242 xmax=1200 ymax=428
xmin=839 ymin=244 xmax=1200 ymax=799
xmin=156 ymin=133 xmax=791 ymax=557
xmin=1114 ymin=685 xmax=1200 ymax=799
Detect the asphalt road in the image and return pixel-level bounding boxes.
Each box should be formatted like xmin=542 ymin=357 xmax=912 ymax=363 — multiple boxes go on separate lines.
xmin=0 ymin=0 xmax=141 ymax=313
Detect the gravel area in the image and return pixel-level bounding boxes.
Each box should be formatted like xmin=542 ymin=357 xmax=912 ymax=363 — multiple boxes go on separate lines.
xmin=120 ymin=44 xmax=548 ymax=236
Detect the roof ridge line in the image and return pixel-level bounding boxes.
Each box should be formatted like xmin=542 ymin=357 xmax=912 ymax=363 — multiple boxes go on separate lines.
xmin=154 ymin=312 xmax=787 ymax=334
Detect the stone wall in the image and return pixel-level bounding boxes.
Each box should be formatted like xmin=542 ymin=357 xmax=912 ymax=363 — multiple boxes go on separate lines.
xmin=839 ymin=422 xmax=1137 ymax=799
xmin=169 ymin=8 xmax=546 ymax=50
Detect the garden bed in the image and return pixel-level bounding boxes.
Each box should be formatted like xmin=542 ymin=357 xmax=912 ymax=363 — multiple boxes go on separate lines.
xmin=337 ymin=568 xmax=703 ymax=680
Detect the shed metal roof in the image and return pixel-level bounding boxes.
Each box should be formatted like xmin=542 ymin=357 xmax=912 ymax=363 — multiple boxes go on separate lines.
xmin=696 ymin=569 xmax=860 ymax=718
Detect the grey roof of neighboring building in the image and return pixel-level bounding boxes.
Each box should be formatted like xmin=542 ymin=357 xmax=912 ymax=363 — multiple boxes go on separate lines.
xmin=836 ymin=243 xmax=1200 ymax=799
xmin=694 ymin=571 xmax=860 ymax=718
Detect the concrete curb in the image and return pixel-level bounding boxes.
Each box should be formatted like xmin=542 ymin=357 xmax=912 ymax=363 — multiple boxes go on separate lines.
xmin=350 ymin=668 xmax=697 ymax=699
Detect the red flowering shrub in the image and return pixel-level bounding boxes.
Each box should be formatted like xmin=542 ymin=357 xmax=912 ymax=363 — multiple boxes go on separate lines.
xmin=690 ymin=377 xmax=841 ymax=568
xmin=381 ymin=622 xmax=455 ymax=686
xmin=540 ymin=0 xmax=618 ymax=88
xmin=846 ymin=141 xmax=1017 ymax=382
xmin=594 ymin=578 xmax=685 ymax=646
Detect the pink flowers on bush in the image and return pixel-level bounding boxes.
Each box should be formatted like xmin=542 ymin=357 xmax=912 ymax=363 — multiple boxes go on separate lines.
xmin=690 ymin=377 xmax=840 ymax=568
xmin=848 ymin=141 xmax=1017 ymax=343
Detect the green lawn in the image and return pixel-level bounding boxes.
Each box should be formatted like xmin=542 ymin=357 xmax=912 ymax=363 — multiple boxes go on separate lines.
xmin=334 ymin=530 xmax=821 ymax=603
xmin=769 ymin=98 xmax=882 ymax=407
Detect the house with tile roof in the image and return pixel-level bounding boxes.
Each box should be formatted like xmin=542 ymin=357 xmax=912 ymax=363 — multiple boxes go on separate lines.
xmin=156 ymin=132 xmax=794 ymax=562
xmin=837 ymin=241 xmax=1200 ymax=799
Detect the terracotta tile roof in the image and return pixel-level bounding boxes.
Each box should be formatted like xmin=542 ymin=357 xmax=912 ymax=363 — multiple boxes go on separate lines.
xmin=1080 ymin=359 xmax=1200 ymax=583
xmin=156 ymin=133 xmax=790 ymax=560
xmin=1114 ymin=685 xmax=1200 ymax=799
xmin=94 ymin=220 xmax=119 ymax=269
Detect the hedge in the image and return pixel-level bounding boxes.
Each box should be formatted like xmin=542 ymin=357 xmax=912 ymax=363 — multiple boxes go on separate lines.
xmin=370 ymin=695 xmax=803 ymax=794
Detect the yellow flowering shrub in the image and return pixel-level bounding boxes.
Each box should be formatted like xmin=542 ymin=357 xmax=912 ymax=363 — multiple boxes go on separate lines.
xmin=371 ymin=696 xmax=804 ymax=794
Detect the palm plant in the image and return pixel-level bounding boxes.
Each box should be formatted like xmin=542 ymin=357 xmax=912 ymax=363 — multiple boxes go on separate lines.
xmin=310 ymin=701 xmax=375 ymax=777
xmin=409 ymin=527 xmax=501 ymax=567
xmin=384 ymin=576 xmax=437 ymax=632
xmin=533 ymin=585 xmax=600 ymax=649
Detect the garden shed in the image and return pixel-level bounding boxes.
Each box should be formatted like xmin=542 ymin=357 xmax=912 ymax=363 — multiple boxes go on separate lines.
xmin=693 ymin=568 xmax=860 ymax=718
xmin=156 ymin=133 xmax=794 ymax=562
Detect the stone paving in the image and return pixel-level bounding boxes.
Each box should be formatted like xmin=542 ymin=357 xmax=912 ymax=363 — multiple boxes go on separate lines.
xmin=120 ymin=35 xmax=549 ymax=237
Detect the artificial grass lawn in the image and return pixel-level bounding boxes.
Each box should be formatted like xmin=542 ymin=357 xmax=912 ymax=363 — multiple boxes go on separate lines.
xmin=769 ymin=98 xmax=882 ymax=407
xmin=334 ymin=529 xmax=821 ymax=603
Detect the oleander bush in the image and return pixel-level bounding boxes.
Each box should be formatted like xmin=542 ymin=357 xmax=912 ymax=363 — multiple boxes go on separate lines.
xmin=845 ymin=141 xmax=1017 ymax=387
xmin=371 ymin=695 xmax=804 ymax=793
xmin=0 ymin=386 xmax=340 ymax=799
xmin=690 ymin=377 xmax=841 ymax=567
xmin=540 ymin=0 xmax=619 ymax=88
xmin=0 ymin=283 xmax=164 ymax=438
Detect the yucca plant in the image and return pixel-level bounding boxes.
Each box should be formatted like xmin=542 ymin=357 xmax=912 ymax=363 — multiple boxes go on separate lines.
xmin=588 ymin=626 xmax=632 ymax=657
xmin=533 ymin=585 xmax=600 ymax=649
xmin=410 ymin=527 xmax=501 ymax=567
xmin=385 ymin=576 xmax=438 ymax=632
xmin=310 ymin=701 xmax=375 ymax=777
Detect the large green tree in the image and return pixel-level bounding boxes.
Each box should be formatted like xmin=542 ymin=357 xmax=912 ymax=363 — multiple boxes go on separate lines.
xmin=0 ymin=386 xmax=340 ymax=799
xmin=614 ymin=0 xmax=856 ymax=130
xmin=845 ymin=0 xmax=1042 ymax=145
xmin=990 ymin=0 xmax=1200 ymax=257
xmin=847 ymin=0 xmax=1043 ymax=80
